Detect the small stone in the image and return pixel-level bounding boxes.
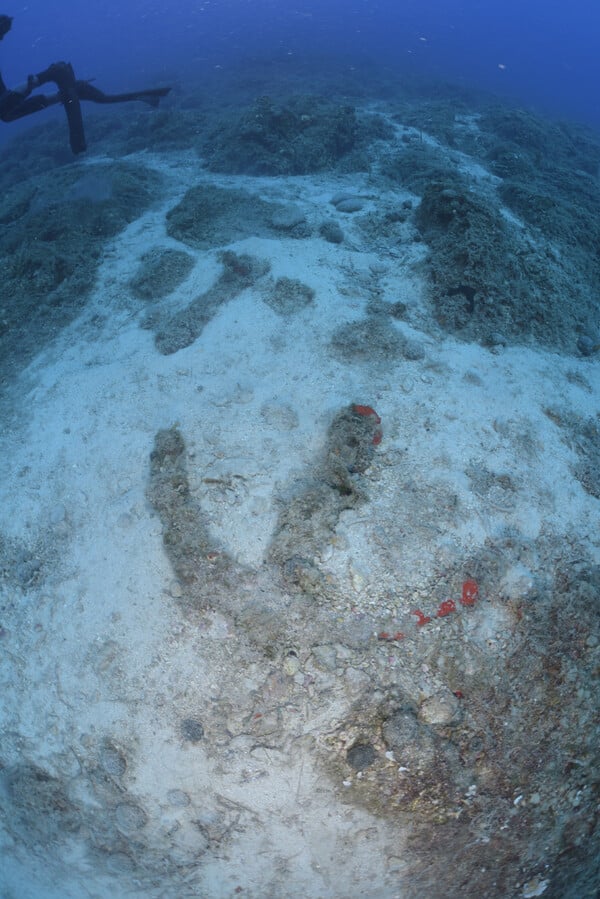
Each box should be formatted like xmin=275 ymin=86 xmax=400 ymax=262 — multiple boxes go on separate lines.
xmin=330 ymin=191 xmax=355 ymax=206
xmin=486 ymin=331 xmax=508 ymax=349
xmin=312 ymin=645 xmax=337 ymax=670
xmin=336 ymin=198 xmax=365 ymax=214
xmin=100 ymin=743 xmax=127 ymax=777
xmin=350 ymin=568 xmax=366 ymax=592
xmin=282 ymin=652 xmax=300 ymax=676
xmin=319 ymin=220 xmax=344 ymax=244
xmin=418 ymin=691 xmax=461 ymax=725
xmin=271 ymin=206 xmax=306 ymax=230
xmin=180 ymin=718 xmax=204 ymax=743
xmin=346 ymin=743 xmax=377 ymax=771
xmin=402 ymin=338 xmax=425 ymax=361
xmin=115 ymin=802 xmax=148 ymax=833
xmin=577 ymin=335 xmax=598 ymax=356
xmin=522 ymin=877 xmax=549 ymax=898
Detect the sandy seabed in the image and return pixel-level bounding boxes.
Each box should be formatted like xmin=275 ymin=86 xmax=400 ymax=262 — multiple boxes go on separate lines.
xmin=0 ymin=99 xmax=599 ymax=899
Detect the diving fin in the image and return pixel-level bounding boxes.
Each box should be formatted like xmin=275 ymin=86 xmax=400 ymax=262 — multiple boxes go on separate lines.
xmin=35 ymin=61 xmax=86 ymax=153
xmin=61 ymin=82 xmax=86 ymax=153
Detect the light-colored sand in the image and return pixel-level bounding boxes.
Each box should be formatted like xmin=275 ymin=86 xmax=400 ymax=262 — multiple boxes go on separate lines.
xmin=0 ymin=145 xmax=598 ymax=898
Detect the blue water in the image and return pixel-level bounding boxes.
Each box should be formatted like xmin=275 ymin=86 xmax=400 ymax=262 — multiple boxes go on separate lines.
xmin=1 ymin=0 xmax=599 ymax=134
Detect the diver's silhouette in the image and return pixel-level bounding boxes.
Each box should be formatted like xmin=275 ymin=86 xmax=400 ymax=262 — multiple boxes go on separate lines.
xmin=0 ymin=14 xmax=170 ymax=154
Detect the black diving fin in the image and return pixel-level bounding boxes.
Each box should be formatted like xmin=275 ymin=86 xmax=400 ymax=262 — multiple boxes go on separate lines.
xmin=36 ymin=61 xmax=86 ymax=153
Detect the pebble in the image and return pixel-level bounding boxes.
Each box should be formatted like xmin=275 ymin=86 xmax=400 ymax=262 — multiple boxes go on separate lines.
xmin=115 ymin=802 xmax=148 ymax=833
xmin=577 ymin=335 xmax=598 ymax=356
xmin=271 ymin=206 xmax=306 ymax=230
xmin=311 ymin=645 xmax=337 ymax=670
xmin=100 ymin=744 xmax=127 ymax=776
xmin=418 ymin=691 xmax=461 ymax=725
xmin=282 ymin=653 xmax=300 ymax=676
xmin=336 ymin=199 xmax=365 ymax=214
xmin=346 ymin=742 xmax=376 ymax=770
xmin=319 ymin=220 xmax=344 ymax=243
xmin=522 ymin=877 xmax=548 ymax=898
xmin=487 ymin=331 xmax=508 ymax=349
xmin=330 ymin=191 xmax=356 ymax=206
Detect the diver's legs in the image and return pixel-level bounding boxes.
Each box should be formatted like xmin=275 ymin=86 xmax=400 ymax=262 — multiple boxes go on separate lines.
xmin=36 ymin=63 xmax=171 ymax=108
xmin=74 ymin=81 xmax=171 ymax=108
xmin=33 ymin=61 xmax=86 ymax=153
xmin=62 ymin=87 xmax=86 ymax=154
xmin=6 ymin=62 xmax=171 ymax=153
xmin=34 ymin=61 xmax=77 ymax=89
xmin=0 ymin=91 xmax=61 ymax=122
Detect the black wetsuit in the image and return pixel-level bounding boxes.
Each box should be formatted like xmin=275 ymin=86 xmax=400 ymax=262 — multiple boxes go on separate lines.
xmin=0 ymin=24 xmax=170 ymax=153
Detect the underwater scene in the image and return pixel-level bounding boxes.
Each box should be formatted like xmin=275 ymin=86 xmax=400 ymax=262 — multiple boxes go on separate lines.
xmin=0 ymin=2 xmax=598 ymax=897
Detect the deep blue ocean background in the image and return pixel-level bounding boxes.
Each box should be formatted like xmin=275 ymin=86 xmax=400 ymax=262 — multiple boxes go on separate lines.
xmin=1 ymin=0 xmax=599 ymax=149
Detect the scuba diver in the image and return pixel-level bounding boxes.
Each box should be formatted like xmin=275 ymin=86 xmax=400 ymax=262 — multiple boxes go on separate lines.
xmin=0 ymin=14 xmax=171 ymax=154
